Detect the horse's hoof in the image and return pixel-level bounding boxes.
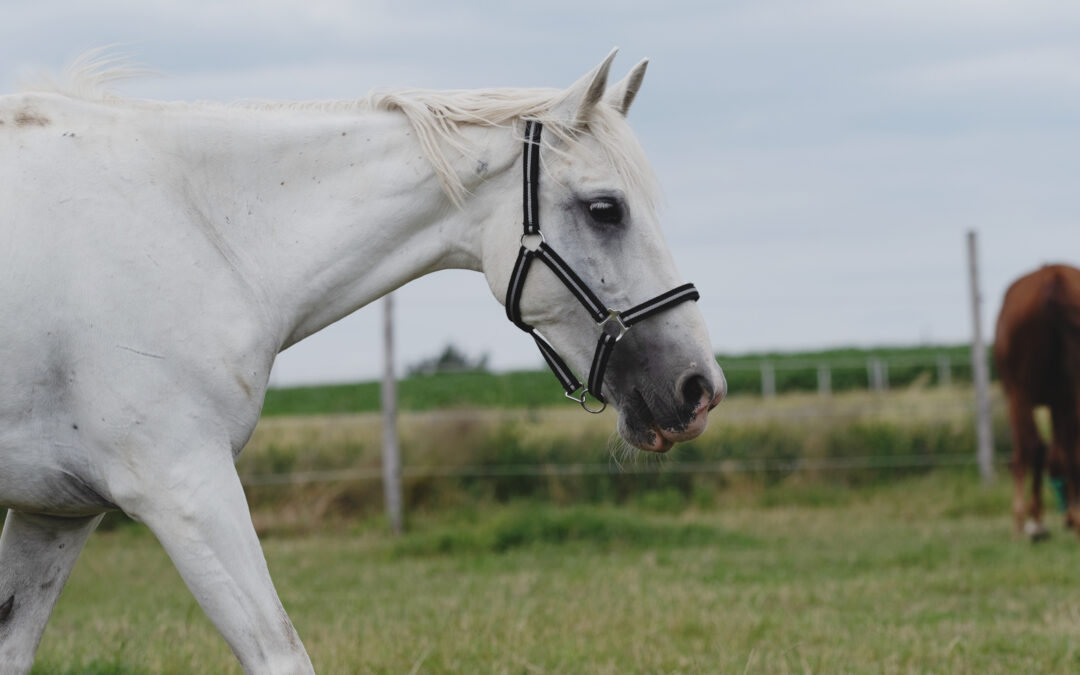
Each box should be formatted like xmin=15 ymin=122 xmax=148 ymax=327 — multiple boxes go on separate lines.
xmin=1024 ymin=519 xmax=1050 ymax=543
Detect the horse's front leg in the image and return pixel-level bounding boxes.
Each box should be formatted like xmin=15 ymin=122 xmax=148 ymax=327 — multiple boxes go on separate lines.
xmin=116 ymin=449 xmax=314 ymax=675
xmin=0 ymin=510 xmax=103 ymax=674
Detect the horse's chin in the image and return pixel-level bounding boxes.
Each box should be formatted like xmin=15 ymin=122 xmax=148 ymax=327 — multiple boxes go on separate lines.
xmin=615 ymin=390 xmax=714 ymax=453
xmin=618 ymin=416 xmax=675 ymax=453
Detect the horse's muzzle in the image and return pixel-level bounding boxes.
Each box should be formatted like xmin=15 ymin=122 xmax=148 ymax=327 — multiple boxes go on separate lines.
xmin=631 ymin=365 xmax=726 ymax=453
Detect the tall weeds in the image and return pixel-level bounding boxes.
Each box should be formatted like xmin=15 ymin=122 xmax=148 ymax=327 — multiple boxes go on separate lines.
xmin=239 ymin=388 xmax=1009 ymax=530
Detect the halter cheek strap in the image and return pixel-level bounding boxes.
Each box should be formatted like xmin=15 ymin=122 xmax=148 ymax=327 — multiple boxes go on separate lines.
xmin=506 ymin=120 xmax=700 ymax=413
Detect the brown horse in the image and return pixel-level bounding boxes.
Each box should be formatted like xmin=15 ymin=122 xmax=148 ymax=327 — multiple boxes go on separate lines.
xmin=994 ymin=264 xmax=1080 ymax=540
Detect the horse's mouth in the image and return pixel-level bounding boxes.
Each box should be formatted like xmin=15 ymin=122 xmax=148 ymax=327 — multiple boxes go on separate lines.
xmin=617 ymin=388 xmax=717 ymax=453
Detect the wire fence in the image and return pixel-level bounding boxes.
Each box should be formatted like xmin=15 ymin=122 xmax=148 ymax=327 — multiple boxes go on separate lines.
xmin=719 ymin=352 xmax=981 ymax=397
xmin=239 ymin=452 xmax=1004 ymax=488
xmin=243 ymin=356 xmax=1008 ymax=494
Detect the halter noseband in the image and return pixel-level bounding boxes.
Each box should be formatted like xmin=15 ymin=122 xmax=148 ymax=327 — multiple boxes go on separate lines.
xmin=506 ymin=120 xmax=700 ymax=413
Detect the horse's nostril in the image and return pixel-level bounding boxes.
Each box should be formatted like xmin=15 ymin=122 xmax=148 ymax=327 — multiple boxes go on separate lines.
xmin=679 ymin=373 xmax=712 ymax=409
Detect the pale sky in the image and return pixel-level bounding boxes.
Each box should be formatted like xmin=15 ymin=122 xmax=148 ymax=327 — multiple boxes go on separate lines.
xmin=3 ymin=1 xmax=1078 ymax=386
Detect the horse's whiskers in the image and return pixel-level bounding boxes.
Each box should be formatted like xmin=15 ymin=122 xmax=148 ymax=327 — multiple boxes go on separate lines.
xmin=606 ymin=433 xmax=646 ymax=471
xmin=606 ymin=433 xmax=632 ymax=472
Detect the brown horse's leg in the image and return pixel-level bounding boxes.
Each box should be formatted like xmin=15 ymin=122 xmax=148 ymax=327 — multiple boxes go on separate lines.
xmin=1028 ymin=421 xmax=1049 ymax=538
xmin=1006 ymin=394 xmax=1048 ymax=539
xmin=1047 ymin=442 xmax=1069 ymax=523
xmin=1050 ymin=397 xmax=1080 ymax=535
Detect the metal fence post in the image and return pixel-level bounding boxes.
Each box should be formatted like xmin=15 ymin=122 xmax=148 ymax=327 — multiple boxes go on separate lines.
xmin=761 ymin=362 xmax=776 ymax=398
xmin=867 ymin=358 xmax=886 ymax=392
xmin=817 ymin=364 xmax=831 ymax=397
xmin=937 ymin=355 xmax=952 ymax=388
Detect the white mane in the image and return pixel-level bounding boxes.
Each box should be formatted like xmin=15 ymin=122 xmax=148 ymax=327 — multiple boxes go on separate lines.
xmin=367 ymin=88 xmax=661 ymax=209
xmin=24 ymin=48 xmax=156 ymax=103
xmin=27 ymin=50 xmax=661 ymax=210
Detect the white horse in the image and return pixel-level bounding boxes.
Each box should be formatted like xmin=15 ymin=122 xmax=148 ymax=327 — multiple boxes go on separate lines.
xmin=0 ymin=50 xmax=725 ymax=673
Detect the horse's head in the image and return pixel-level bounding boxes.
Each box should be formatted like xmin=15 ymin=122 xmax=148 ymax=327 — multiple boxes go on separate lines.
xmin=479 ymin=50 xmax=725 ymax=453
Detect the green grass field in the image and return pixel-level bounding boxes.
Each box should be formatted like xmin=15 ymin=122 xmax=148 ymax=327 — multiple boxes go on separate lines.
xmin=19 ymin=374 xmax=1056 ymax=674
xmin=27 ymin=471 xmax=1080 ymax=674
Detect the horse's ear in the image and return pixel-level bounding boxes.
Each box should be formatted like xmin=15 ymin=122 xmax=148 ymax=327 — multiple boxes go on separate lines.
xmin=604 ymin=58 xmax=648 ymax=117
xmin=557 ymin=48 xmax=619 ymax=129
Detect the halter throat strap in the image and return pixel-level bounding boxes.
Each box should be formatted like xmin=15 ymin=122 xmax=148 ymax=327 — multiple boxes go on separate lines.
xmin=505 ymin=120 xmax=700 ymax=413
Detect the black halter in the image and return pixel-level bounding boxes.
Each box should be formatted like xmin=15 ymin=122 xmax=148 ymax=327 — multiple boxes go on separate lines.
xmin=506 ymin=120 xmax=700 ymax=413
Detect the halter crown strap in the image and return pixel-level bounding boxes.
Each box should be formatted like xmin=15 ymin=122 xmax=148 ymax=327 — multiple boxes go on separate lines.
xmin=506 ymin=120 xmax=700 ymax=412
xmin=522 ymin=119 xmax=542 ymax=235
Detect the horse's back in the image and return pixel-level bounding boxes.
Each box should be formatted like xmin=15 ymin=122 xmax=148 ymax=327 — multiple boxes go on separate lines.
xmin=995 ymin=264 xmax=1080 ymax=404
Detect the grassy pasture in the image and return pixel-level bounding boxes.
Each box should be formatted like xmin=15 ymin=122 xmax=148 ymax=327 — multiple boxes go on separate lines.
xmin=22 ymin=383 xmax=1065 ymax=673
xmin=28 ymin=472 xmax=1080 ymax=674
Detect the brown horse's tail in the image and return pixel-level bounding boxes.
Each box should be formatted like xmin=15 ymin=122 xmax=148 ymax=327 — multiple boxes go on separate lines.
xmin=1043 ymin=267 xmax=1080 ymax=379
xmin=1042 ymin=268 xmax=1080 ymax=332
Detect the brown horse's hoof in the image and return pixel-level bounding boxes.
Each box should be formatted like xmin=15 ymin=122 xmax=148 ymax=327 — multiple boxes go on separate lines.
xmin=1024 ymin=519 xmax=1051 ymax=543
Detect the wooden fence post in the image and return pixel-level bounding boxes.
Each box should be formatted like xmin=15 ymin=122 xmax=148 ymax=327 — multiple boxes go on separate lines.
xmin=967 ymin=231 xmax=995 ymax=483
xmin=381 ymin=294 xmax=404 ymax=534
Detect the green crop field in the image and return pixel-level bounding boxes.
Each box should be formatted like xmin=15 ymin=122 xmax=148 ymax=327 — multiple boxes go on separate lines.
xmin=26 ymin=472 xmax=1080 ymax=674
xmin=261 ymin=344 xmax=981 ymax=416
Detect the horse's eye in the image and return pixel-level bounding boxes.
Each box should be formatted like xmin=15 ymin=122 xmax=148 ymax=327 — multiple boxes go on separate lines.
xmin=587 ymin=199 xmax=623 ymax=225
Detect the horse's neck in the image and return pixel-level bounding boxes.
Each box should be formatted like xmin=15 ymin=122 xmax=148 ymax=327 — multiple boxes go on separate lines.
xmin=171 ymin=107 xmax=505 ymax=350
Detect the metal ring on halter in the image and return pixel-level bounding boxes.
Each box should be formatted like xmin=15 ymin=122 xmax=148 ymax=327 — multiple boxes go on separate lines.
xmin=565 ymin=389 xmax=607 ymax=414
xmin=599 ymin=309 xmax=630 ymax=342
xmin=520 ymin=231 xmax=546 ymax=251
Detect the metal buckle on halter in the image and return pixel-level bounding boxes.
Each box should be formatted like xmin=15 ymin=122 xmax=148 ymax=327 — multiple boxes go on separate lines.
xmin=565 ymin=388 xmax=607 ymax=414
xmin=598 ymin=309 xmax=629 ymax=342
